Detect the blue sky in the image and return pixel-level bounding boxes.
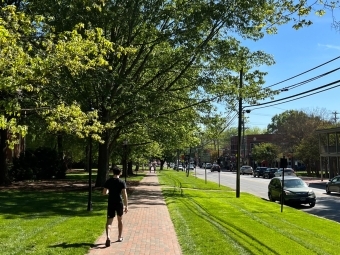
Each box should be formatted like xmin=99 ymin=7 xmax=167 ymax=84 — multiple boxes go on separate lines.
xmin=229 ymin=11 xmax=340 ymax=130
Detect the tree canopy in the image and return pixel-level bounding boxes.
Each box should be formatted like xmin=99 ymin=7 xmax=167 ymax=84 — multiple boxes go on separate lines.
xmin=1 ymin=0 xmax=338 ymax=185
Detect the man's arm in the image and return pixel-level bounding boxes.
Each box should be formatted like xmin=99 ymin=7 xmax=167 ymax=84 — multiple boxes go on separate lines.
xmin=121 ymin=189 xmax=128 ymax=213
xmin=102 ymin=188 xmax=109 ymax=195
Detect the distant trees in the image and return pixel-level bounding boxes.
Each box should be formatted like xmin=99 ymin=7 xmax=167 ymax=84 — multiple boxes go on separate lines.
xmin=252 ymin=143 xmax=279 ymax=167
xmin=267 ymin=109 xmax=333 ymax=172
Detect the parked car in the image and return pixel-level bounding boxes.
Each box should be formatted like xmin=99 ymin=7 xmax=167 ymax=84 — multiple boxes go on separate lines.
xmin=240 ymin=165 xmax=253 ymax=175
xmin=326 ymin=176 xmax=340 ymax=194
xmin=263 ymin=168 xmax=278 ymax=179
xmin=274 ymin=168 xmax=296 ymax=177
xmin=268 ymin=176 xmax=316 ymax=207
xmin=211 ymin=164 xmax=221 ymax=172
xmin=202 ymin=163 xmax=212 ymax=169
xmin=177 ymin=165 xmax=184 ymax=171
xmin=187 ymin=164 xmax=195 ymax=170
xmin=253 ymin=167 xmax=267 ymax=178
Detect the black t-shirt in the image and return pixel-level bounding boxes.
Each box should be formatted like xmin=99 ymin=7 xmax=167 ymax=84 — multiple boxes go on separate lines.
xmin=104 ymin=178 xmax=127 ymax=204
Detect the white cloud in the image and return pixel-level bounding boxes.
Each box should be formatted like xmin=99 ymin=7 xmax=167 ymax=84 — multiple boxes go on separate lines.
xmin=318 ymin=43 xmax=340 ymax=50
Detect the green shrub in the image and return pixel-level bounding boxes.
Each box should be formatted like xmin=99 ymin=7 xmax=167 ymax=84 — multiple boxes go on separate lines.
xmin=9 ymin=147 xmax=67 ymax=181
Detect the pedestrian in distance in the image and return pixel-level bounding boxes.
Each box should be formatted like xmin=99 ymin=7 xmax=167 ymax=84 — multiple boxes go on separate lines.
xmin=102 ymin=166 xmax=128 ymax=247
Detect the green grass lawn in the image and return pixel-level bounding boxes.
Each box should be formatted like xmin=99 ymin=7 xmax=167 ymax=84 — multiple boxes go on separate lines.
xmin=159 ymin=169 xmax=340 ymax=255
xmin=0 ymin=171 xmax=144 ymax=255
xmin=2 ymin=168 xmax=339 ymax=255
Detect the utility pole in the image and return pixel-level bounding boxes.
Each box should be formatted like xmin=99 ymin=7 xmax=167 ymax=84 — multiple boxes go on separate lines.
xmin=242 ymin=115 xmax=245 ymax=165
xmin=332 ymin=111 xmax=339 ymax=125
xmin=236 ymin=68 xmax=243 ymax=198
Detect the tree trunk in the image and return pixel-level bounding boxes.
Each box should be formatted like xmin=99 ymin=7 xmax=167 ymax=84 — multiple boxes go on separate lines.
xmin=0 ymin=129 xmax=11 ymax=185
xmin=128 ymin=161 xmax=133 ymax=175
xmin=57 ymin=133 xmax=63 ymax=160
xmin=95 ymin=132 xmax=110 ymax=187
xmin=160 ymin=159 xmax=165 ymax=170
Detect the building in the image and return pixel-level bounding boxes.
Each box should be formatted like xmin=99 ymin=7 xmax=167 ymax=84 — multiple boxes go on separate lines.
xmin=230 ymin=134 xmax=276 ymax=168
xmin=315 ymin=127 xmax=340 ymax=180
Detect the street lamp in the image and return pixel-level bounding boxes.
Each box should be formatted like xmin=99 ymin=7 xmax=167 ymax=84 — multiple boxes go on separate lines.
xmin=87 ymin=106 xmax=94 ymax=211
xmin=87 ymin=134 xmax=93 ymax=211
xmin=242 ymin=110 xmax=251 ymax=165
xmin=123 ymin=140 xmax=128 ymax=183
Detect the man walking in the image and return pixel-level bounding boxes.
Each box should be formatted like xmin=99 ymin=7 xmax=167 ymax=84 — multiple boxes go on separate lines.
xmin=102 ymin=166 xmax=128 ymax=247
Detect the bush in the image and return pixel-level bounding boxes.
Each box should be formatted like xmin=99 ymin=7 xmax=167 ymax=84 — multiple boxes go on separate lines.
xmin=9 ymin=147 xmax=67 ymax=181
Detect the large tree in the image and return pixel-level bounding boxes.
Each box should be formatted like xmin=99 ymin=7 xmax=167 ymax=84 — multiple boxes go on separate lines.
xmin=252 ymin=142 xmax=279 ymax=167
xmin=3 ymin=0 xmax=338 ymax=186
xmin=267 ymin=109 xmax=332 ymax=155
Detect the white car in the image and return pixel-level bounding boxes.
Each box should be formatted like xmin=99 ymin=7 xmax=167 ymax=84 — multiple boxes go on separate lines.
xmin=188 ymin=164 xmax=195 ymax=170
xmin=274 ymin=168 xmax=296 ymax=177
xmin=240 ymin=165 xmax=253 ymax=175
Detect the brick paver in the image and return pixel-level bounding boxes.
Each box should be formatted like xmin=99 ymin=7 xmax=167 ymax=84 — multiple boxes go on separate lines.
xmin=87 ymin=172 xmax=182 ymax=255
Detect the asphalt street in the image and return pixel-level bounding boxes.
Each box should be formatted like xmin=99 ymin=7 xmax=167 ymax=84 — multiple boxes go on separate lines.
xmin=190 ymin=167 xmax=340 ymax=223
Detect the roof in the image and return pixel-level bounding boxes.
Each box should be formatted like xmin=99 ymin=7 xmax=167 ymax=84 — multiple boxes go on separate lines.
xmin=315 ymin=127 xmax=340 ymax=134
xmin=272 ymin=176 xmax=301 ymax=180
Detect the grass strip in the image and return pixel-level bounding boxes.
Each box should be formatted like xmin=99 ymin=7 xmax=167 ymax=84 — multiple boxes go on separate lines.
xmin=159 ymin=169 xmax=340 ymax=255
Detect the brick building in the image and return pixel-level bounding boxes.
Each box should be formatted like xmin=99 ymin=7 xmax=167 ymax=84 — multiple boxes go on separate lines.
xmin=230 ymin=134 xmax=276 ymax=168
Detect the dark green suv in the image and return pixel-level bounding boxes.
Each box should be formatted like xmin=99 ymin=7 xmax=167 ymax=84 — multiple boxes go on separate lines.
xmin=268 ymin=176 xmax=316 ymax=207
xmin=253 ymin=167 xmax=267 ymax=178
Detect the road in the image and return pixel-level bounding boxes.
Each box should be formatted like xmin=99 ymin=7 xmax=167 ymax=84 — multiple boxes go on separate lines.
xmin=191 ymin=167 xmax=340 ymax=223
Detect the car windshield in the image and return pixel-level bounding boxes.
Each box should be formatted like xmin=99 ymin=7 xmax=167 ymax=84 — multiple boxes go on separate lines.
xmin=283 ymin=179 xmax=307 ymax=188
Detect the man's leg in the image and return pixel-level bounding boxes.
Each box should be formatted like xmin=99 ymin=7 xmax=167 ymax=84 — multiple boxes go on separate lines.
xmin=105 ymin=217 xmax=114 ymax=247
xmin=117 ymin=215 xmax=123 ymax=240
xmin=106 ymin=217 xmax=114 ymax=240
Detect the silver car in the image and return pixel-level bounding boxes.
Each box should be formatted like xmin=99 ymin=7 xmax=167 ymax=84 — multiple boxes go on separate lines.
xmin=240 ymin=165 xmax=253 ymax=175
xmin=274 ymin=168 xmax=296 ymax=177
xmin=326 ymin=176 xmax=340 ymax=194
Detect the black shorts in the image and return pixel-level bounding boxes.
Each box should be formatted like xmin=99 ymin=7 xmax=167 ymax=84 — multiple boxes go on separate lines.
xmin=107 ymin=203 xmax=124 ymax=218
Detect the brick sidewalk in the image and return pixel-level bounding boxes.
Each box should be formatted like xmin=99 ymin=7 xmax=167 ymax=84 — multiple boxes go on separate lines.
xmin=86 ymin=172 xmax=182 ymax=255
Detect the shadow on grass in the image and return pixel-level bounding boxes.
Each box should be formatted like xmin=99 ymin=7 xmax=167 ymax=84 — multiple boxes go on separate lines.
xmin=0 ymin=190 xmax=107 ymax=218
xmin=49 ymin=242 xmax=99 ymax=249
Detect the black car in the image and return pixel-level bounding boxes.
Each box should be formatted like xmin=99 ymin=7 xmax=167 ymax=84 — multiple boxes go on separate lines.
xmin=268 ymin=176 xmax=316 ymax=207
xmin=253 ymin=167 xmax=267 ymax=178
xmin=211 ymin=164 xmax=221 ymax=172
xmin=263 ymin=168 xmax=278 ymax=179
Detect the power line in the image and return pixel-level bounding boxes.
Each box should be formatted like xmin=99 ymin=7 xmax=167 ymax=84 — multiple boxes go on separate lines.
xmin=250 ymin=81 xmax=340 ymax=110
xmin=264 ymin=55 xmax=340 ymax=89
xmin=248 ymin=79 xmax=340 ymax=108
xmin=277 ymin=67 xmax=340 ymax=92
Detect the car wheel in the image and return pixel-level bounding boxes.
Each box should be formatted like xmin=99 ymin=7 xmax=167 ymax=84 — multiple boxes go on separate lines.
xmin=326 ymin=186 xmax=331 ymax=194
xmin=309 ymin=202 xmax=316 ymax=208
xmin=268 ymin=192 xmax=275 ymax=202
xmin=262 ymin=175 xmax=265 ymax=179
